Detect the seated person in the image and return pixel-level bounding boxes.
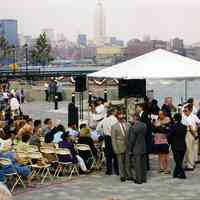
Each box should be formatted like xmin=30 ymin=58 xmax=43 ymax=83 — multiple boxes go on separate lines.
xmin=16 ymin=134 xmax=34 ymax=154
xmin=67 ymin=123 xmax=79 ymax=138
xmin=43 ymin=118 xmax=54 ymax=136
xmin=90 ymin=126 xmax=104 ymax=143
xmin=30 ymin=120 xmax=43 ymax=147
xmin=78 ymin=125 xmax=97 ymax=169
xmin=0 ymin=150 xmax=33 ymax=187
xmin=52 ymin=124 xmax=65 ymax=144
xmin=42 ymin=135 xmax=57 ymax=164
xmin=58 ymin=132 xmax=87 ymax=172
xmin=16 ymin=118 xmax=33 ymax=140
xmin=0 ymin=129 xmax=12 ymax=153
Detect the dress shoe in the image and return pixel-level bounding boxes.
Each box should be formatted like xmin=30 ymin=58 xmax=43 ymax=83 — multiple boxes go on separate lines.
xmin=184 ymin=168 xmax=194 ymax=171
xmin=105 ymin=171 xmax=112 ymax=175
xmin=127 ymin=177 xmax=135 ymax=182
xmin=134 ymin=180 xmax=142 ymax=184
xmin=120 ymin=177 xmax=126 ymax=182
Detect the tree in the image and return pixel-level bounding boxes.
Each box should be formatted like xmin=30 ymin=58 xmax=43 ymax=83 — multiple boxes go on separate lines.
xmin=30 ymin=32 xmax=53 ymax=65
xmin=0 ymin=37 xmax=12 ymax=60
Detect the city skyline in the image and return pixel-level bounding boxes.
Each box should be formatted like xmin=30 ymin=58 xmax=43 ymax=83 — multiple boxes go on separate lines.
xmin=1 ymin=0 xmax=200 ymax=44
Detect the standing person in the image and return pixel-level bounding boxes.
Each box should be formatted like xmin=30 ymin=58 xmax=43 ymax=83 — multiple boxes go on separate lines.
xmin=10 ymin=94 xmax=20 ymax=117
xmin=153 ymin=110 xmax=171 ymax=174
xmin=182 ymin=104 xmax=200 ymax=170
xmin=162 ymin=97 xmax=177 ymax=118
xmin=127 ymin=113 xmax=147 ymax=184
xmin=169 ymin=113 xmax=187 ymax=179
xmin=149 ymin=99 xmax=160 ymax=116
xmin=44 ymin=82 xmax=49 ymax=102
xmin=111 ymin=111 xmax=129 ymax=182
xmin=21 ymin=89 xmax=25 ymax=104
xmin=136 ymin=103 xmax=152 ymax=170
xmin=95 ymin=98 xmax=107 ymax=125
xmin=96 ymin=108 xmax=118 ymax=175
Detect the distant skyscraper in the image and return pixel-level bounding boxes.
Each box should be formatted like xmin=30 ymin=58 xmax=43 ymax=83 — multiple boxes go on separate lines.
xmin=77 ymin=34 xmax=87 ymax=46
xmin=94 ymin=0 xmax=106 ymax=46
xmin=0 ymin=19 xmax=18 ymax=46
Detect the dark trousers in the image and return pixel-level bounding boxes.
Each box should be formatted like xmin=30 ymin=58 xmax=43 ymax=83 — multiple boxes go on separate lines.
xmin=172 ymin=150 xmax=186 ymax=178
xmin=134 ymin=154 xmax=147 ymax=183
xmin=146 ymin=153 xmax=150 ymax=171
xmin=104 ymin=135 xmax=118 ymax=174
xmin=45 ymin=90 xmax=49 ymax=101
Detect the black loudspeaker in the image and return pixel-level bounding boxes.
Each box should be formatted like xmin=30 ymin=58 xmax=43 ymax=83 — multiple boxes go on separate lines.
xmin=118 ymin=79 xmax=146 ymax=98
xmin=75 ymin=75 xmax=87 ymax=92
xmin=68 ymin=103 xmax=79 ymax=128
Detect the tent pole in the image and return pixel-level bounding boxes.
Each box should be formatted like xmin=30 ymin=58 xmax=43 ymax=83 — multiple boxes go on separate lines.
xmin=184 ymin=79 xmax=188 ymax=101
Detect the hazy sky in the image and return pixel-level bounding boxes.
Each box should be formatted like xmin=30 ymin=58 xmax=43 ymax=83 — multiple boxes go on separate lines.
xmin=1 ymin=0 xmax=200 ymax=44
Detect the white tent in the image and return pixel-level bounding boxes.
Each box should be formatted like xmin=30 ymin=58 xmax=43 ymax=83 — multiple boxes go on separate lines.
xmin=88 ymin=49 xmax=200 ymax=80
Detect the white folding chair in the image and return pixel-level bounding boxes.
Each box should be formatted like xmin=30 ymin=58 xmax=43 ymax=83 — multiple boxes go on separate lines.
xmin=76 ymin=144 xmax=96 ymax=170
xmin=0 ymin=158 xmax=26 ymax=192
xmin=29 ymin=152 xmax=52 ymax=184
xmin=55 ymin=148 xmax=79 ymax=178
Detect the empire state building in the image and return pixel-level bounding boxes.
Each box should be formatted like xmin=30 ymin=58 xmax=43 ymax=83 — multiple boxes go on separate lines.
xmin=94 ymin=0 xmax=106 ymax=46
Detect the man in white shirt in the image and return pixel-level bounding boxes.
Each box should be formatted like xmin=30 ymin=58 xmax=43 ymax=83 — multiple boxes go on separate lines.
xmin=95 ymin=98 xmax=107 ymax=123
xmin=182 ymin=104 xmax=200 ymax=170
xmin=96 ymin=108 xmax=118 ymax=175
xmin=10 ymin=94 xmax=20 ymax=117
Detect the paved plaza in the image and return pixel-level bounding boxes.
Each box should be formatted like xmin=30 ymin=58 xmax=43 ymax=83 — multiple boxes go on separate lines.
xmin=14 ymin=101 xmax=200 ymax=200
xmin=13 ymin=162 xmax=200 ymax=200
xmin=21 ymin=101 xmax=88 ymax=125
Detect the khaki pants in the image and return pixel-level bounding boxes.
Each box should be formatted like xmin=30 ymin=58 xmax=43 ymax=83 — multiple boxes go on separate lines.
xmin=194 ymin=139 xmax=199 ymax=162
xmin=185 ymin=133 xmax=195 ymax=169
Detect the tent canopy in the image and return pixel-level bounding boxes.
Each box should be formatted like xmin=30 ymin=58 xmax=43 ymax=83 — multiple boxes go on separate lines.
xmin=88 ymin=49 xmax=200 ymax=80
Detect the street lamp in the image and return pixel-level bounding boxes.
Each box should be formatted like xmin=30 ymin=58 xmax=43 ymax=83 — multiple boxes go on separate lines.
xmin=24 ymin=44 xmax=28 ymax=78
xmin=12 ymin=45 xmax=16 ymax=73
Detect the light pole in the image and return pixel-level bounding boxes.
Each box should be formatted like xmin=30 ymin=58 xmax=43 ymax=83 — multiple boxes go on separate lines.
xmin=24 ymin=44 xmax=28 ymax=78
xmin=12 ymin=45 xmax=16 ymax=73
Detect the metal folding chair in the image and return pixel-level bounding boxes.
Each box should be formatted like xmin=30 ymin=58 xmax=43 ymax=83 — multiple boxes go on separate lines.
xmin=55 ymin=148 xmax=79 ymax=178
xmin=76 ymin=144 xmax=97 ymax=170
xmin=0 ymin=157 xmax=26 ymax=192
xmin=29 ymin=152 xmax=52 ymax=184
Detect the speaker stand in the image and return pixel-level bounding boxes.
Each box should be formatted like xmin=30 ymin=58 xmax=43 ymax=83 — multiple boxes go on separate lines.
xmin=79 ymin=92 xmax=84 ymax=120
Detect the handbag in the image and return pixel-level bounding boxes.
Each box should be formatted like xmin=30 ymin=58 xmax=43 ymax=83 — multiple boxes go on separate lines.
xmin=154 ymin=133 xmax=168 ymax=145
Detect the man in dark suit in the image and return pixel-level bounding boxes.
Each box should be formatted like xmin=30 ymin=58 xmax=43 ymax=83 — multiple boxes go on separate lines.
xmin=136 ymin=103 xmax=152 ymax=170
xmin=169 ymin=113 xmax=187 ymax=179
xmin=111 ymin=111 xmax=130 ymax=182
xmin=128 ymin=113 xmax=147 ymax=184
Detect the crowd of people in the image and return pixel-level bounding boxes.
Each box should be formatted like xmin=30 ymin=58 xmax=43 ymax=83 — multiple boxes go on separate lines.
xmin=89 ymin=96 xmax=200 ymax=184
xmin=0 ymin=91 xmax=200 ymax=195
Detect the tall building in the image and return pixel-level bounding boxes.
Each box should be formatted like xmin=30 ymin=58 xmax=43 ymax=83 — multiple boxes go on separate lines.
xmin=77 ymin=34 xmax=87 ymax=47
xmin=94 ymin=0 xmax=106 ymax=46
xmin=169 ymin=38 xmax=185 ymax=55
xmin=0 ymin=19 xmax=18 ymax=46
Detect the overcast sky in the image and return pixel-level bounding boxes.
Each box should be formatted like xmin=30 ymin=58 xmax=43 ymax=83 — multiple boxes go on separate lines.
xmin=1 ymin=0 xmax=200 ymax=44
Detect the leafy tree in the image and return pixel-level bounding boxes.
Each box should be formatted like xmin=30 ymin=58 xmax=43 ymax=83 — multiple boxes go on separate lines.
xmin=0 ymin=37 xmax=12 ymax=60
xmin=30 ymin=32 xmax=54 ymax=65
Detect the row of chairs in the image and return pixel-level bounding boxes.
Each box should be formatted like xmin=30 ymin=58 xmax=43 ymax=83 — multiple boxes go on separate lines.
xmin=0 ymin=142 xmax=104 ymax=192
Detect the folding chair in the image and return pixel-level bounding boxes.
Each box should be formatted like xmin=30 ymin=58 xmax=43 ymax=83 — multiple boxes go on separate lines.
xmin=76 ymin=144 xmax=97 ymax=170
xmin=29 ymin=152 xmax=52 ymax=184
xmin=55 ymin=148 xmax=79 ymax=178
xmin=94 ymin=142 xmax=105 ymax=170
xmin=0 ymin=158 xmax=26 ymax=192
